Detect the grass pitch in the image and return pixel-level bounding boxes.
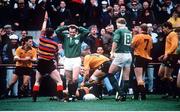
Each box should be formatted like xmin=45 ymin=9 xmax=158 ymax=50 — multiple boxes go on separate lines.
xmin=0 ymin=95 xmax=180 ymax=111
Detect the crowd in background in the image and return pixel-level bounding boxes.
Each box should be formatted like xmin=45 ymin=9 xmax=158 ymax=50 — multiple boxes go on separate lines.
xmin=0 ymin=0 xmax=180 ymax=101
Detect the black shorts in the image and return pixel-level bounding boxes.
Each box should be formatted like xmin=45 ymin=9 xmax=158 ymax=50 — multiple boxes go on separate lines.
xmin=14 ymin=66 xmax=33 ymax=76
xmin=163 ymin=54 xmax=179 ymax=68
xmin=37 ymin=59 xmax=56 ymax=75
xmin=133 ymin=55 xmax=151 ymax=68
xmin=98 ymin=61 xmax=111 ymax=73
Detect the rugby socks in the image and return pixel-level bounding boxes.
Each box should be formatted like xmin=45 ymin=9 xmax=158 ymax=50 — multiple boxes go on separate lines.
xmin=32 ymin=85 xmax=39 ymax=102
xmin=57 ymin=84 xmax=63 ymax=99
xmin=178 ymin=88 xmax=180 ymax=98
xmin=68 ymin=83 xmax=73 ymax=97
xmin=92 ymin=83 xmax=103 ymax=99
xmin=166 ymin=79 xmax=173 ymax=96
xmin=68 ymin=81 xmax=78 ymax=101
xmin=72 ymin=82 xmax=78 ymax=97
xmin=138 ymin=84 xmax=146 ymax=100
xmin=19 ymin=85 xmax=28 ymax=98
xmin=33 ymin=85 xmax=40 ymax=92
xmin=108 ymin=73 xmax=123 ymax=96
xmin=123 ymin=80 xmax=129 ymax=96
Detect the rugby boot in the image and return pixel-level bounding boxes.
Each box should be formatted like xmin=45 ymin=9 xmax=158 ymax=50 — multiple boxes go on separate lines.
xmin=138 ymin=85 xmax=146 ymax=100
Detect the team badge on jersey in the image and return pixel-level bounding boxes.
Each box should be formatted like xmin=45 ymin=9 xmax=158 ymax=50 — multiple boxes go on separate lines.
xmin=75 ymin=40 xmax=79 ymax=44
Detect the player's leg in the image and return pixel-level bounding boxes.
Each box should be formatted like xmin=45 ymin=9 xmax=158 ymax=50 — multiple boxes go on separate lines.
xmin=50 ymin=69 xmax=64 ymax=101
xmin=32 ymin=71 xmax=42 ymax=102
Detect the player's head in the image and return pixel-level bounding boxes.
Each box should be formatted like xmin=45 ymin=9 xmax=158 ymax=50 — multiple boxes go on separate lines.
xmin=116 ymin=18 xmax=127 ymax=28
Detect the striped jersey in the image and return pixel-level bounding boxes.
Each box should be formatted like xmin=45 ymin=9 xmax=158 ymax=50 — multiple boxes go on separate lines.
xmin=38 ymin=36 xmax=59 ymax=60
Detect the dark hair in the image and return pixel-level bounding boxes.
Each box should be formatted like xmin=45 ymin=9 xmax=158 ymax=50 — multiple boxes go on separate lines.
xmin=69 ymin=25 xmax=78 ymax=32
xmin=162 ymin=22 xmax=173 ymax=29
xmin=21 ymin=30 xmax=28 ymax=35
xmin=45 ymin=28 xmax=54 ymax=38
xmin=24 ymin=36 xmax=33 ymax=42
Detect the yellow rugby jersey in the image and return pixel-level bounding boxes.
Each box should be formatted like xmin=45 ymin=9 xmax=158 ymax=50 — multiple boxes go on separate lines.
xmin=131 ymin=33 xmax=153 ymax=60
xmin=15 ymin=46 xmax=37 ymax=67
xmin=165 ymin=31 xmax=179 ymax=55
xmin=83 ymin=54 xmax=110 ymax=70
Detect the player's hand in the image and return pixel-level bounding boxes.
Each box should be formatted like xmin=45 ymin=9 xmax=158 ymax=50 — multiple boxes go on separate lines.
xmin=162 ymin=54 xmax=168 ymax=61
xmin=158 ymin=55 xmax=164 ymax=62
xmin=80 ymin=82 xmax=85 ymax=87
xmin=177 ymin=60 xmax=180 ymax=64
xmin=0 ymin=28 xmax=6 ymax=36
xmin=110 ymin=52 xmax=115 ymax=60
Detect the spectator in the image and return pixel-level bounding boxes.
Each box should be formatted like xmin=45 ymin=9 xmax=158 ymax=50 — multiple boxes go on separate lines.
xmin=2 ymin=34 xmax=19 ymax=64
xmin=19 ymin=30 xmax=28 ymax=45
xmin=154 ymin=0 xmax=175 ymax=24
xmin=28 ymin=0 xmax=46 ymax=30
xmin=117 ymin=0 xmax=125 ymax=6
xmin=128 ymin=0 xmax=142 ymax=27
xmin=86 ymin=25 xmax=103 ymax=53
xmin=118 ymin=5 xmax=132 ymax=29
xmin=168 ymin=10 xmax=180 ymax=28
xmin=100 ymin=1 xmax=112 ymax=28
xmin=12 ymin=0 xmax=29 ymax=30
xmin=52 ymin=1 xmax=72 ymax=28
xmin=127 ymin=0 xmax=142 ymax=11
xmin=101 ymin=24 xmax=114 ymax=57
xmin=83 ymin=0 xmax=100 ymax=27
xmin=139 ymin=1 xmax=155 ymax=24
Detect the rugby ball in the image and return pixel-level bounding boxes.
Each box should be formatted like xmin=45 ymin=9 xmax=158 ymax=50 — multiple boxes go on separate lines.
xmin=83 ymin=94 xmax=97 ymax=101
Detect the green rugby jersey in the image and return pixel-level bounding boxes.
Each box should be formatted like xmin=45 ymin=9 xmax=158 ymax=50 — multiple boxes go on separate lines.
xmin=55 ymin=26 xmax=89 ymax=58
xmin=113 ymin=27 xmax=132 ymax=53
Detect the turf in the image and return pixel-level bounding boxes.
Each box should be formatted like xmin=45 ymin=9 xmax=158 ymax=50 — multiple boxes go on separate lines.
xmin=0 ymin=95 xmax=180 ymax=111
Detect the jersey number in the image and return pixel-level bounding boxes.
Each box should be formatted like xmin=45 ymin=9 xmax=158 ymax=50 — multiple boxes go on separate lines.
xmin=144 ymin=39 xmax=149 ymax=50
xmin=124 ymin=33 xmax=132 ymax=46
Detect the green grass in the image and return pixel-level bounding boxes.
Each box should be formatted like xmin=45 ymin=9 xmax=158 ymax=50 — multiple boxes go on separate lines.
xmin=0 ymin=95 xmax=180 ymax=111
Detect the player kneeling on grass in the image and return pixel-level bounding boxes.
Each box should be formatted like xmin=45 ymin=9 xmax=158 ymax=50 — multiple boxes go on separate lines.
xmin=81 ymin=51 xmax=111 ymax=100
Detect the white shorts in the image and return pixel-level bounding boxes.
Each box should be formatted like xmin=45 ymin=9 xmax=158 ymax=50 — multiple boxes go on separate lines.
xmin=64 ymin=57 xmax=81 ymax=71
xmin=112 ymin=53 xmax=132 ymax=67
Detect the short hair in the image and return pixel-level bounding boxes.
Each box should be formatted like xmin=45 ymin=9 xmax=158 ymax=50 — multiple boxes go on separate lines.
xmin=21 ymin=30 xmax=28 ymax=35
xmin=162 ymin=22 xmax=173 ymax=29
xmin=116 ymin=18 xmax=126 ymax=25
xmin=140 ymin=23 xmax=148 ymax=32
xmin=45 ymin=28 xmax=54 ymax=37
xmin=69 ymin=25 xmax=78 ymax=32
xmin=24 ymin=36 xmax=33 ymax=42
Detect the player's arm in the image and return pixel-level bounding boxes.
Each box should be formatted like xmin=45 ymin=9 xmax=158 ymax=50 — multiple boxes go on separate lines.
xmin=131 ymin=35 xmax=139 ymax=49
xmin=110 ymin=42 xmax=117 ymax=59
xmin=29 ymin=48 xmax=37 ymax=62
xmin=81 ymin=55 xmax=91 ymax=86
xmin=81 ymin=68 xmax=90 ymax=86
xmin=165 ymin=33 xmax=179 ymax=55
xmin=55 ymin=26 xmax=68 ymax=37
xmin=110 ymin=30 xmax=120 ymax=59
